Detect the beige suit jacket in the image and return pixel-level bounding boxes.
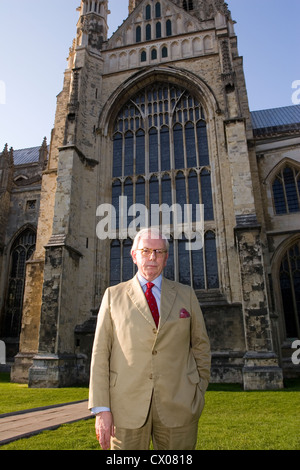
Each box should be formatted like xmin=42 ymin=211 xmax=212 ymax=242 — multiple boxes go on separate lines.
xmin=89 ymin=275 xmax=211 ymax=429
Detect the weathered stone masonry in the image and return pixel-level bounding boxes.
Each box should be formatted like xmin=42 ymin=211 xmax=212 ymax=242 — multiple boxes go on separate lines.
xmin=1 ymin=0 xmax=299 ymax=388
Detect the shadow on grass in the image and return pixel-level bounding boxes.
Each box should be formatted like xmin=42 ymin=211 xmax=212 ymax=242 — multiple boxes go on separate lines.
xmin=207 ymin=378 xmax=300 ymax=392
xmin=0 ymin=372 xmax=10 ymax=383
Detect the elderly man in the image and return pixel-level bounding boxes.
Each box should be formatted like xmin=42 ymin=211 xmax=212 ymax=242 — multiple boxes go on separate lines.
xmin=89 ymin=228 xmax=211 ymax=450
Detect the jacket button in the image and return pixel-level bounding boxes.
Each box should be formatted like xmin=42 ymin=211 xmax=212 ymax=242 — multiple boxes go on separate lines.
xmin=153 ymin=328 xmax=157 ymax=334
xmin=152 ymin=350 xmax=157 ymax=355
xmin=149 ymin=374 xmax=153 ymax=379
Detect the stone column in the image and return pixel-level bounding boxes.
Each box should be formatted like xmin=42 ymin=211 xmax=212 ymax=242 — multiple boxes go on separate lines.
xmin=28 ymin=239 xmax=83 ymax=388
xmin=10 ymin=167 xmax=58 ymax=383
xmin=28 ymin=145 xmax=84 ymax=388
xmin=10 ymin=259 xmax=44 ymax=383
xmin=235 ymin=220 xmax=283 ymax=390
xmin=224 ymin=119 xmax=283 ymax=390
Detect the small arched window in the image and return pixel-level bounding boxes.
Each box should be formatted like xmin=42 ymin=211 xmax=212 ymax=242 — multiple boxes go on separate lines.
xmin=145 ymin=4 xmax=151 ymax=20
xmin=183 ymin=0 xmax=194 ymax=11
xmin=151 ymin=48 xmax=157 ymax=60
xmin=155 ymin=2 xmax=161 ymax=18
xmin=136 ymin=25 xmax=141 ymax=43
xmin=162 ymin=46 xmax=168 ymax=58
xmin=166 ymin=19 xmax=172 ymax=36
xmin=156 ymin=22 xmax=161 ymax=38
xmin=146 ymin=24 xmax=151 ymax=41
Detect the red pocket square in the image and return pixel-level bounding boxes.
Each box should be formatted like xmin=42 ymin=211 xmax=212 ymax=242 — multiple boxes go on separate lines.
xmin=180 ymin=308 xmax=190 ymax=318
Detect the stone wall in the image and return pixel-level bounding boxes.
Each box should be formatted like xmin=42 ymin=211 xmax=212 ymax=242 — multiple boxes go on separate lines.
xmin=10 ymin=0 xmax=292 ymax=388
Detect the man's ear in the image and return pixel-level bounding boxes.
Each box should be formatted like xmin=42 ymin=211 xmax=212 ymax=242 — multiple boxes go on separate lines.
xmin=131 ymin=250 xmax=137 ymax=265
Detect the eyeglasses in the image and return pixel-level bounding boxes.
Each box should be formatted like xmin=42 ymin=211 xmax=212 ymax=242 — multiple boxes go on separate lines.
xmin=135 ymin=248 xmax=168 ymax=258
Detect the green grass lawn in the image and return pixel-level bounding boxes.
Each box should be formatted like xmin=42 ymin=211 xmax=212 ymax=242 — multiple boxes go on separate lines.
xmin=0 ymin=373 xmax=89 ymax=414
xmin=0 ymin=374 xmax=299 ymax=450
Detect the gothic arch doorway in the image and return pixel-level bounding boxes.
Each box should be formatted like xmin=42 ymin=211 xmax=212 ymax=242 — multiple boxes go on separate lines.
xmin=278 ymin=239 xmax=300 ymax=339
xmin=3 ymin=227 xmax=36 ymax=339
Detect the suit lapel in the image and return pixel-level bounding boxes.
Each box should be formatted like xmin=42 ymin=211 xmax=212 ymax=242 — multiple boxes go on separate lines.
xmin=159 ymin=277 xmax=177 ymax=329
xmin=126 ymin=275 xmax=178 ymax=329
xmin=126 ymin=275 xmax=154 ymax=326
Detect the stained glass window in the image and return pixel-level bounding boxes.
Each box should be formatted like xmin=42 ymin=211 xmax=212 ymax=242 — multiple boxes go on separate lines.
xmin=273 ymin=166 xmax=300 ymax=215
xmin=111 ymin=83 xmax=218 ymax=288
xmin=279 ymin=240 xmax=300 ymax=338
xmin=4 ymin=228 xmax=36 ymax=337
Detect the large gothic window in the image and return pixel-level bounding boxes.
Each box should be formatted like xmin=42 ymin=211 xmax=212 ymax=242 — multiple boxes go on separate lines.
xmin=279 ymin=240 xmax=300 ymax=338
xmin=3 ymin=228 xmax=36 ymax=338
xmin=110 ymin=82 xmax=218 ymax=289
xmin=272 ymin=165 xmax=300 ymax=215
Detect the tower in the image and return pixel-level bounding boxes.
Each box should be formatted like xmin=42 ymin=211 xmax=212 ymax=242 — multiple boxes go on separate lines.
xmin=78 ymin=0 xmax=109 ymax=50
xmin=11 ymin=0 xmax=284 ymax=389
xmin=12 ymin=0 xmax=109 ymax=386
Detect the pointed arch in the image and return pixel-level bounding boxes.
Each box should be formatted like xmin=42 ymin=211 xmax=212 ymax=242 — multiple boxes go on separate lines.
xmin=271 ymin=234 xmax=300 ymax=340
xmin=3 ymin=226 xmax=36 ymax=338
xmin=136 ymin=25 xmax=141 ymax=43
xmin=264 ymin=157 xmax=300 ymax=185
xmin=155 ymin=2 xmax=161 ymax=18
xmin=97 ymin=71 xmax=220 ymax=288
xmin=265 ymin=158 xmax=300 ymax=215
xmin=145 ymin=4 xmax=151 ymax=20
xmin=98 ymin=66 xmax=221 ymax=136
xmin=166 ymin=19 xmax=172 ymax=36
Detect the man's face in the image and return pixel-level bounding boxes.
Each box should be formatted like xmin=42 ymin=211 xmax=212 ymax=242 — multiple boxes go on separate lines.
xmin=131 ymin=235 xmax=168 ymax=282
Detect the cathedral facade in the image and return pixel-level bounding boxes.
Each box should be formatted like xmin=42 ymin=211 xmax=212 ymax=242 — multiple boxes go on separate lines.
xmin=0 ymin=0 xmax=299 ymax=389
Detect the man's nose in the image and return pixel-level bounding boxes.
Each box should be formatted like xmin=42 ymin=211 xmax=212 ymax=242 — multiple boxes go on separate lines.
xmin=149 ymin=250 xmax=157 ymax=259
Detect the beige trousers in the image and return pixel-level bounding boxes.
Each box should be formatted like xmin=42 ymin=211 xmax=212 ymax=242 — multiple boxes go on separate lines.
xmin=110 ymin=393 xmax=199 ymax=451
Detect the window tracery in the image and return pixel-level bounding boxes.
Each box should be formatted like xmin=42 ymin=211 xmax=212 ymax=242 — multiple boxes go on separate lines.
xmin=272 ymin=165 xmax=300 ymax=215
xmin=111 ymin=82 xmax=218 ymax=289
xmin=279 ymin=240 xmax=300 ymax=338
xmin=3 ymin=228 xmax=36 ymax=337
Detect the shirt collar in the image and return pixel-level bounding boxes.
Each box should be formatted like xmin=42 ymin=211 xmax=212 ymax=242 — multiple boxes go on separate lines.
xmin=137 ymin=272 xmax=162 ymax=290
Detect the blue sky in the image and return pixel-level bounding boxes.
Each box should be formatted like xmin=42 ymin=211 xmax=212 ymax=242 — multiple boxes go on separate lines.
xmin=0 ymin=0 xmax=299 ymax=151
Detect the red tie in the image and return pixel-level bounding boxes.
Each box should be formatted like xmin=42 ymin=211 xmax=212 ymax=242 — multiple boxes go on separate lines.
xmin=145 ymin=282 xmax=159 ymax=328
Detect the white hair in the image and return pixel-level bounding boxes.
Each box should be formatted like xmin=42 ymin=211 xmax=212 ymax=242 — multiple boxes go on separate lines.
xmin=131 ymin=228 xmax=169 ymax=253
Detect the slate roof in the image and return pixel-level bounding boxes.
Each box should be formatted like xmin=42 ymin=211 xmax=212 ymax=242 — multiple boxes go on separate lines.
xmin=251 ymin=104 xmax=300 ymax=137
xmin=12 ymin=145 xmax=49 ymax=166
xmin=13 ymin=146 xmax=41 ymax=166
